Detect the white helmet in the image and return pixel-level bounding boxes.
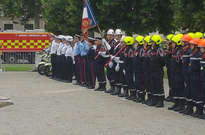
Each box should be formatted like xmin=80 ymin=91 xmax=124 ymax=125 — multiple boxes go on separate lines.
xmin=65 ymin=36 xmax=73 ymax=42
xmin=115 ymin=29 xmax=122 ymax=35
xmin=107 ymin=29 xmax=114 ymax=35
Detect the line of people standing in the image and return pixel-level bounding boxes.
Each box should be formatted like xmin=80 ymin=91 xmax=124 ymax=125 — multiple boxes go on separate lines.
xmin=50 ymin=30 xmax=205 ymax=120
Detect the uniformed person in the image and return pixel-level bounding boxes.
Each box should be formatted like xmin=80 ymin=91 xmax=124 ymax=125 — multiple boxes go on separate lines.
xmin=133 ymin=36 xmax=145 ymax=102
xmin=168 ymin=35 xmax=185 ymax=111
xmin=73 ymin=34 xmax=81 ymax=85
xmin=142 ymin=36 xmax=153 ymax=105
xmin=56 ymin=35 xmax=64 ymax=79
xmin=197 ymin=39 xmax=205 ymax=119
xmin=64 ymin=36 xmax=74 ymax=82
xmin=184 ymin=38 xmax=201 ymax=115
xmin=95 ymin=37 xmax=107 ymax=91
xmin=79 ymin=34 xmax=89 ymax=87
xmin=50 ymin=35 xmax=59 ymax=79
xmin=60 ymin=37 xmax=68 ymax=80
xmin=110 ymin=29 xmax=124 ymax=96
xmin=86 ymin=37 xmax=97 ymax=89
xmin=105 ymin=29 xmax=117 ymax=93
xmin=149 ymin=35 xmax=165 ymax=107
xmin=164 ymin=34 xmax=174 ymax=102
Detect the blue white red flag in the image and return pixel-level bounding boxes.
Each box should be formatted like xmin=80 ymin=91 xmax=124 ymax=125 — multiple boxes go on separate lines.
xmin=81 ymin=0 xmax=98 ymax=36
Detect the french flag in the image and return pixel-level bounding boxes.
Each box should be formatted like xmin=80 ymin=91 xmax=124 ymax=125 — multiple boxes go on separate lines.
xmin=81 ymin=0 xmax=98 ymax=37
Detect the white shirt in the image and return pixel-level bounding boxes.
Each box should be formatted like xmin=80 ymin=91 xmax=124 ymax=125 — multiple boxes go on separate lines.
xmin=56 ymin=42 xmax=64 ymax=55
xmin=65 ymin=45 xmax=73 ymax=57
xmin=61 ymin=44 xmax=67 ymax=55
xmin=50 ymin=40 xmax=59 ymax=54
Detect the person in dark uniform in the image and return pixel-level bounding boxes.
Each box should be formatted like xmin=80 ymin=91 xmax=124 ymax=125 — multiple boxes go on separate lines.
xmin=64 ymin=37 xmax=73 ymax=83
xmin=142 ymin=36 xmax=152 ymax=105
xmin=185 ymin=38 xmax=202 ymax=116
xmin=86 ymin=37 xmax=97 ymax=89
xmin=179 ymin=34 xmax=193 ymax=114
xmin=168 ymin=35 xmax=185 ymax=111
xmin=149 ymin=35 xmax=165 ymax=108
xmin=79 ymin=34 xmax=89 ymax=86
xmin=164 ymin=34 xmax=174 ymax=102
xmin=105 ymin=29 xmax=117 ymax=93
xmin=95 ymin=37 xmax=107 ymax=91
xmin=197 ymin=39 xmax=205 ymax=119
xmin=73 ymin=35 xmax=81 ymax=85
xmin=133 ymin=36 xmax=145 ymax=102
xmin=122 ymin=36 xmax=135 ymax=98
xmin=50 ymin=35 xmax=59 ymax=79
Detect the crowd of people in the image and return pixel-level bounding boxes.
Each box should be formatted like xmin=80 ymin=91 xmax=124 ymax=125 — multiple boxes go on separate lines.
xmin=49 ymin=29 xmax=205 ymax=120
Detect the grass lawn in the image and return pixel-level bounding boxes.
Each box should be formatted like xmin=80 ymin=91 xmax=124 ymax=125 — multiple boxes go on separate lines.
xmin=1 ymin=64 xmax=35 ymax=71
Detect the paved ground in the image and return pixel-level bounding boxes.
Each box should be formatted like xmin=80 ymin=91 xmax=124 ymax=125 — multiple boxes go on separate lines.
xmin=0 ymin=72 xmax=205 ymax=135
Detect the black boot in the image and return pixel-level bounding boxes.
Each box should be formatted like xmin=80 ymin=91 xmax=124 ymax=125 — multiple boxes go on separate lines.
xmin=192 ymin=103 xmax=203 ymax=118
xmin=149 ymin=96 xmax=157 ymax=106
xmin=126 ymin=90 xmax=136 ymax=100
xmin=123 ymin=87 xmax=129 ymax=98
xmin=135 ymin=92 xmax=141 ymax=103
xmin=145 ymin=94 xmax=152 ymax=106
xmin=101 ymin=83 xmax=106 ymax=92
xmin=168 ymin=99 xmax=178 ymax=110
xmin=94 ymin=83 xmax=102 ymax=91
xmin=196 ymin=103 xmax=204 ymax=119
xmin=173 ymin=99 xmax=185 ymax=112
xmin=155 ymin=96 xmax=164 ymax=108
xmin=110 ymin=86 xmax=119 ymax=95
xmin=105 ymin=84 xmax=114 ymax=93
xmin=117 ymin=87 xmax=124 ymax=97
xmin=183 ymin=101 xmax=194 ymax=115
xmin=119 ymin=87 xmax=126 ymax=97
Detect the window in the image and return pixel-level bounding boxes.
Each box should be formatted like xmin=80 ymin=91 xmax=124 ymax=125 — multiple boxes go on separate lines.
xmin=4 ymin=24 xmax=13 ymax=30
xmin=24 ymin=24 xmax=34 ymax=30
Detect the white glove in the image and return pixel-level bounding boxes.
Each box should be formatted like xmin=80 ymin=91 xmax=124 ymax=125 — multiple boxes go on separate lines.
xmin=123 ymin=69 xmax=126 ymax=75
xmin=115 ymin=63 xmax=120 ymax=72
xmin=109 ymin=62 xmax=113 ymax=68
xmin=98 ymin=51 xmax=106 ymax=55
xmin=113 ymin=57 xmax=120 ymax=62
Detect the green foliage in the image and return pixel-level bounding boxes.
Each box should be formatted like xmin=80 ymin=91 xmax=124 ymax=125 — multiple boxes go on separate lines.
xmin=1 ymin=0 xmax=205 ymax=34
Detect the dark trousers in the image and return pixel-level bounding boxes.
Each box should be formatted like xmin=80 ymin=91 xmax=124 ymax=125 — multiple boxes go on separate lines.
xmin=74 ymin=56 xmax=81 ymax=83
xmin=87 ymin=59 xmax=96 ymax=88
xmin=64 ymin=56 xmax=73 ymax=81
xmin=190 ymin=72 xmax=201 ymax=102
xmin=80 ymin=56 xmax=88 ymax=85
xmin=51 ymin=54 xmax=57 ymax=78
xmin=150 ymin=71 xmax=164 ymax=97
xmin=95 ymin=61 xmax=106 ymax=85
xmin=135 ymin=71 xmax=145 ymax=93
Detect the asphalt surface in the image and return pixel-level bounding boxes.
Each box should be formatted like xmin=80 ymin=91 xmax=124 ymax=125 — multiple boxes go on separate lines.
xmin=0 ymin=72 xmax=205 ymax=135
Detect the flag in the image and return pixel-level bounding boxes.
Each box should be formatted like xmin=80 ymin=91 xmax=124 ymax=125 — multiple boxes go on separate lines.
xmin=81 ymin=0 xmax=98 ymax=37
